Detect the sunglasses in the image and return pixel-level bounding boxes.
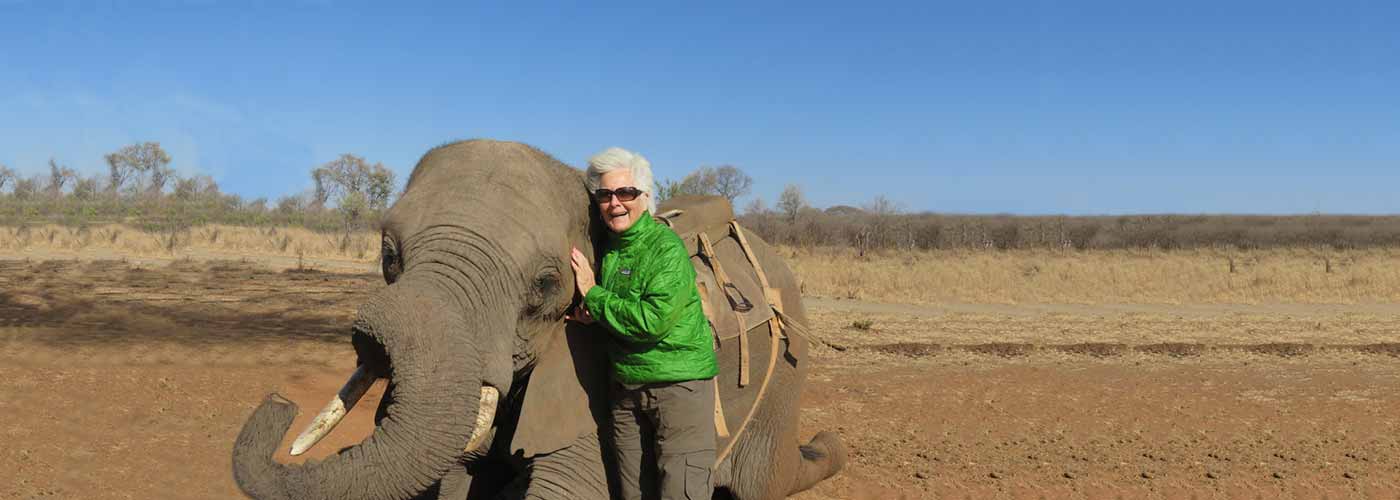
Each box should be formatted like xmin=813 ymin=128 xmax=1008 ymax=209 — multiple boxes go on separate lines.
xmin=593 ymin=186 xmax=644 ymax=203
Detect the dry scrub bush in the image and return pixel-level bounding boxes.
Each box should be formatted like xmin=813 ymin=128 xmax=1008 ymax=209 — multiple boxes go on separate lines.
xmin=0 ymin=223 xmax=380 ymax=263
xmin=784 ymin=246 xmax=1400 ymax=305
xmin=743 ymin=212 xmax=1400 ymax=251
xmin=0 ymin=190 xmax=374 ymax=233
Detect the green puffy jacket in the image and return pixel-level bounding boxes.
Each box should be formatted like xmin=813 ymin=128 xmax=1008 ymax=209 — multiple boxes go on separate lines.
xmin=584 ymin=212 xmax=719 ymax=384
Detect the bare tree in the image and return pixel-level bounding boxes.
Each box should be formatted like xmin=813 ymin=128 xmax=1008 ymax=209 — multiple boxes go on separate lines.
xmin=12 ymin=175 xmax=39 ymax=200
xmin=197 ymin=175 xmax=220 ymax=196
xmin=862 ymin=195 xmax=908 ymax=250
xmin=675 ymin=168 xmax=718 ymax=197
xmin=0 ymin=163 xmax=15 ymax=193
xmin=777 ymin=184 xmax=807 ymax=223
xmin=104 ymin=142 xmax=171 ymax=194
xmin=71 ymin=175 xmax=100 ymax=200
xmin=654 ymin=179 xmax=681 ymax=204
xmin=174 ymin=174 xmax=220 ymax=201
xmin=743 ymin=196 xmax=768 ymax=216
xmin=173 ymin=176 xmax=199 ymax=201
xmin=147 ymin=164 xmax=176 ymax=195
xmin=46 ymin=158 xmax=76 ymax=197
xmin=246 ymin=197 xmax=269 ymax=213
xmin=657 ymin=164 xmax=753 ymax=204
xmin=710 ymin=165 xmax=752 ymax=202
xmin=276 ymin=191 xmax=312 ymax=214
xmin=863 ymin=195 xmax=902 ymax=216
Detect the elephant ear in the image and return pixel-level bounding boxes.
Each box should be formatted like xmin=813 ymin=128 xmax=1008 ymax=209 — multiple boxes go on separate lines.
xmin=512 ymin=323 xmax=611 ymax=458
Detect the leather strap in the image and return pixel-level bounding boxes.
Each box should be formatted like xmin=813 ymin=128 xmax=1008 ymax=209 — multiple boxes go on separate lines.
xmin=698 ymin=232 xmax=753 ymax=313
xmin=730 ymin=221 xmax=772 ymax=297
xmin=655 ymin=209 xmax=684 ymax=227
xmin=737 ymin=316 xmax=750 ymax=387
xmin=698 ymin=231 xmax=751 ymax=386
xmin=729 ymin=221 xmax=784 ymax=339
xmin=713 ymin=378 xmax=730 ymax=438
xmin=696 ymin=280 xmax=720 ymax=350
xmin=715 ymin=318 xmax=783 ymax=467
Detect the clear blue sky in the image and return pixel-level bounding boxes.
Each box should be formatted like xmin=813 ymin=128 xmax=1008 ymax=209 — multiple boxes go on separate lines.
xmin=2 ymin=1 xmax=1397 ymax=214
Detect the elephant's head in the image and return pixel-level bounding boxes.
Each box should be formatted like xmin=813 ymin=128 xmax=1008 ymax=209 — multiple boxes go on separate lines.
xmin=233 ymin=140 xmax=609 ymax=499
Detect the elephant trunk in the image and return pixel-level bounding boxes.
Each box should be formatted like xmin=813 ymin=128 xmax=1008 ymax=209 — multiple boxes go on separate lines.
xmin=233 ymin=281 xmax=494 ymax=500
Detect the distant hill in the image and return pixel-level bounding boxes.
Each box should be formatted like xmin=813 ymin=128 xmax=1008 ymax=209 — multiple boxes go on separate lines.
xmin=823 ymin=205 xmax=864 ymax=216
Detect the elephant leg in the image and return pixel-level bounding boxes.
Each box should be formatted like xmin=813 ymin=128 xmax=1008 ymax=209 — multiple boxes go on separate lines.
xmin=494 ymin=432 xmax=610 ymax=500
xmin=424 ymin=457 xmax=518 ymax=500
xmin=787 ymin=431 xmax=846 ymax=495
xmin=717 ymin=375 xmax=846 ymax=500
xmin=724 ymin=429 xmax=844 ymax=500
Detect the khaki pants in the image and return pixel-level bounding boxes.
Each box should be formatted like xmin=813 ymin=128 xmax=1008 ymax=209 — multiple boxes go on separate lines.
xmin=608 ymin=377 xmax=716 ymax=500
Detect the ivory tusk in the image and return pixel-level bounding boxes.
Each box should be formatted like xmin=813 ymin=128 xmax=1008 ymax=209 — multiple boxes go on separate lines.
xmin=464 ymin=386 xmax=500 ymax=451
xmin=289 ymin=364 xmax=379 ymax=456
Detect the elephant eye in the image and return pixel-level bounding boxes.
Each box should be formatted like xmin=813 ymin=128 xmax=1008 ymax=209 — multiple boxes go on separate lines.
xmin=533 ymin=268 xmax=561 ymax=295
xmin=381 ymin=235 xmax=402 ymax=284
xmin=524 ymin=266 xmax=562 ymax=316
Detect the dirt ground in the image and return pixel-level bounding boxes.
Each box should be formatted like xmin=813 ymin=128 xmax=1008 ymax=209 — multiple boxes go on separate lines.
xmin=4 ymin=258 xmax=1400 ymax=499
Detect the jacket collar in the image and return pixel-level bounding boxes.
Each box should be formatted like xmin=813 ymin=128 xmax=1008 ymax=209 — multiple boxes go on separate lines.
xmin=608 ymin=210 xmax=656 ymax=247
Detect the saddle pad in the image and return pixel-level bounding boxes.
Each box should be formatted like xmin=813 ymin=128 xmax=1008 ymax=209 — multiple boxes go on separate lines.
xmin=657 ymin=196 xmax=775 ymax=341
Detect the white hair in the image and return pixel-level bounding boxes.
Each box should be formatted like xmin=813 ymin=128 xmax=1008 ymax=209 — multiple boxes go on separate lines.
xmin=586 ymin=146 xmax=656 ymax=213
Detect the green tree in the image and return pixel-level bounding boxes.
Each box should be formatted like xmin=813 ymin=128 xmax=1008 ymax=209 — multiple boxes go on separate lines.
xmin=312 ymin=154 xmax=397 ymax=212
xmin=276 ymin=191 xmax=313 ymax=215
xmin=104 ymin=141 xmax=171 ymax=195
xmin=337 ymin=190 xmax=369 ymax=227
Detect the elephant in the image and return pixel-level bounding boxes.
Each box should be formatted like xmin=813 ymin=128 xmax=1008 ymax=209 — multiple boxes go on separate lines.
xmin=232 ymin=139 xmax=845 ymax=499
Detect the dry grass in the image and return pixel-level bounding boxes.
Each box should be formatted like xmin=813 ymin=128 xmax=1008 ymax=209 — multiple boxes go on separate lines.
xmin=783 ymin=246 xmax=1400 ymax=304
xmin=6 ymin=225 xmax=1398 ymax=305
xmin=0 ymin=224 xmax=380 ymax=264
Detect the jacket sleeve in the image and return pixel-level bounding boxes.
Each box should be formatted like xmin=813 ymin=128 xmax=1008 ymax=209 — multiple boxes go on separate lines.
xmin=584 ymin=243 xmax=692 ymax=345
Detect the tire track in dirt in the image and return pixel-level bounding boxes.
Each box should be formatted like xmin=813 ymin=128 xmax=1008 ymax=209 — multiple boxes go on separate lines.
xmin=805 ymin=296 xmax=1400 ymax=318
xmin=856 ymin=341 xmax=1400 ymax=359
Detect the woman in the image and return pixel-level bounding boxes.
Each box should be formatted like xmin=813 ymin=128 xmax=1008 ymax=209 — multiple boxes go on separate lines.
xmin=568 ymin=146 xmax=718 ymax=500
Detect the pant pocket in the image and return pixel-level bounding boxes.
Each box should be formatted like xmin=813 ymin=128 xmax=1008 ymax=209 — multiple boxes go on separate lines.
xmin=684 ymin=452 xmax=713 ymax=500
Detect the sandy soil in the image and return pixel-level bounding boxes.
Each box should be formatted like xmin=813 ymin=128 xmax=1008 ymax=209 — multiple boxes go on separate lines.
xmin=4 ymin=259 xmax=1399 ymax=499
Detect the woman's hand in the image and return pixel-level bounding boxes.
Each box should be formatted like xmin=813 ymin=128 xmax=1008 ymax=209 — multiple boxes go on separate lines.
xmin=565 ymin=304 xmax=595 ymax=324
xmin=569 ymin=246 xmax=596 ymax=299
xmin=567 ymin=247 xmax=598 ymax=324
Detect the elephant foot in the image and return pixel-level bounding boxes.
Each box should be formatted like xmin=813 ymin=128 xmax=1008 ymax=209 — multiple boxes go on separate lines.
xmin=790 ymin=431 xmax=846 ymax=496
